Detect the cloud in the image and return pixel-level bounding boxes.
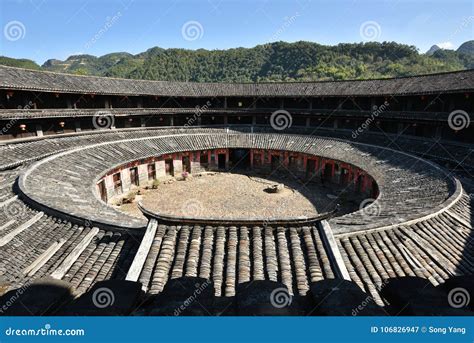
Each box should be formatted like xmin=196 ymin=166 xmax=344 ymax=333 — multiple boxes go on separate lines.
xmin=436 ymin=41 xmax=454 ymax=49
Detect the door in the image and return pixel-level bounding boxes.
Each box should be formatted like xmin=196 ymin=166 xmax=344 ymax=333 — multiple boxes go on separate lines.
xmin=148 ymin=163 xmax=156 ymax=180
xmin=356 ymin=175 xmax=364 ymax=193
xmin=200 ymin=152 xmax=209 ymax=168
xmin=130 ymin=167 xmax=139 ymax=186
xmin=165 ymin=159 xmax=174 ymax=176
xmin=113 ymin=173 xmax=122 ymax=195
xmin=288 ymin=156 xmax=297 ymax=171
xmin=271 ymin=154 xmax=280 ymax=169
xmin=182 ymin=156 xmax=191 ymax=173
xmin=340 ymin=168 xmax=348 ymax=185
xmin=306 ymin=159 xmax=316 ymax=178
xmin=323 ymin=163 xmax=333 ymax=182
xmin=218 ymin=154 xmax=226 ymax=170
xmin=98 ymin=180 xmax=107 ymax=202
xmin=229 ymin=149 xmax=250 ymax=170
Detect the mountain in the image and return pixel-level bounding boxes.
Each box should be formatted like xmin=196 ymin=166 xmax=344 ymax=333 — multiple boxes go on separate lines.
xmin=1 ymin=41 xmax=473 ymax=82
xmin=42 ymin=52 xmax=137 ymax=75
xmin=426 ymin=44 xmax=440 ymax=56
xmin=457 ymin=40 xmax=474 ymax=55
xmin=0 ymin=56 xmax=40 ymax=70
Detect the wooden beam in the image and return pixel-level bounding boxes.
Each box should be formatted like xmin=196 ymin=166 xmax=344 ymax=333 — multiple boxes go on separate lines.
xmin=23 ymin=238 xmax=67 ymax=277
xmin=0 ymin=212 xmax=44 ymax=247
xmin=319 ymin=220 xmax=351 ymax=280
xmin=50 ymin=227 xmax=99 ymax=280
xmin=125 ymin=219 xmax=158 ymax=285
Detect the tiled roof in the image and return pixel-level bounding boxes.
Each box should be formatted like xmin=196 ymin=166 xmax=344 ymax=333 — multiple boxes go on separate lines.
xmin=18 ymin=131 xmax=457 ymax=233
xmin=0 ymin=128 xmax=471 ymax=310
xmin=1 ymin=65 xmax=473 ymax=97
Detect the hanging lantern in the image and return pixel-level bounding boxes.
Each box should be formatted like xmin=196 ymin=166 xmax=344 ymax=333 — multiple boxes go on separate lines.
xmin=128 ymin=118 xmax=133 ymax=122
xmin=19 ymin=124 xmax=26 ymax=131
xmin=59 ymin=121 xmax=65 ymax=128
xmin=55 ymin=93 xmax=60 ymax=98
xmin=211 ymin=116 xmax=215 ymax=120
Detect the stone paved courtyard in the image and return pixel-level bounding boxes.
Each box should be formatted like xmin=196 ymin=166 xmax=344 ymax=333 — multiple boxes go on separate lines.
xmin=119 ymin=172 xmax=364 ymax=220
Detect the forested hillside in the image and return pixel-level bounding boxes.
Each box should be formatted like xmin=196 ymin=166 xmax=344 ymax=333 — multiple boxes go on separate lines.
xmin=1 ymin=40 xmax=473 ymax=82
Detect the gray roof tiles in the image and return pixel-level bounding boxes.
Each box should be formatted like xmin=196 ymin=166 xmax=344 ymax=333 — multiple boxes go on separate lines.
xmin=1 ymin=65 xmax=473 ymax=97
xmin=17 ymin=131 xmax=457 ymax=234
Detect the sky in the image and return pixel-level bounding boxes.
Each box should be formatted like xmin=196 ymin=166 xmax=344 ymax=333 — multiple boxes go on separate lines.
xmin=0 ymin=0 xmax=473 ymax=65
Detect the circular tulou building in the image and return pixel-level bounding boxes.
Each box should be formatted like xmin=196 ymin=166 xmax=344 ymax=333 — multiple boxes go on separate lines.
xmin=0 ymin=65 xmax=472 ymax=316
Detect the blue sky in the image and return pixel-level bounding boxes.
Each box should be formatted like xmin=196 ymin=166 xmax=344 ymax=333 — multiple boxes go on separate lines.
xmin=0 ymin=0 xmax=472 ymax=64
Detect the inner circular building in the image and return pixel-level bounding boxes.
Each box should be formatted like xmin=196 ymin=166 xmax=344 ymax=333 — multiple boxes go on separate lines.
xmin=0 ymin=65 xmax=472 ymax=316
